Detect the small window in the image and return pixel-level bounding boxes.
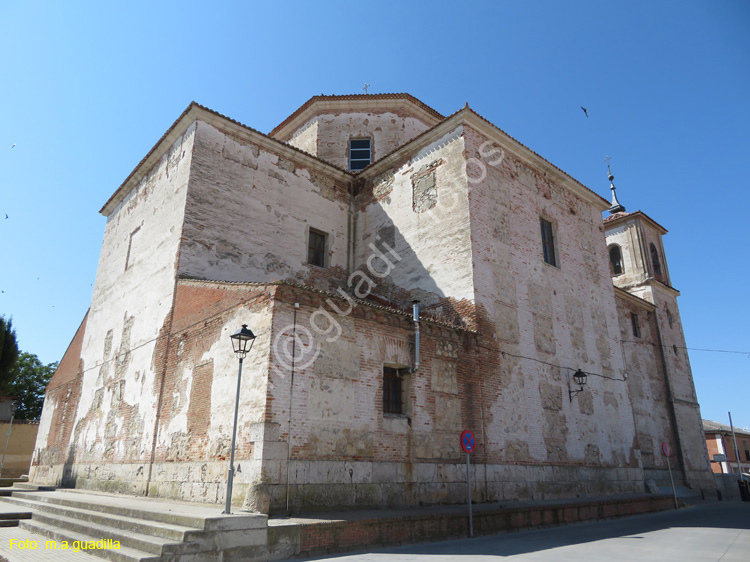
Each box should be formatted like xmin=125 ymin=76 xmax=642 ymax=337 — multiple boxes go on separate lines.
xmin=631 ymin=312 xmax=641 ymax=338
xmin=650 ymin=243 xmax=663 ymax=277
xmin=540 ymin=218 xmax=557 ymax=267
xmin=383 ymin=366 xmax=408 ymax=415
xmin=349 ymin=138 xmax=371 ymax=171
xmin=609 ymin=245 xmax=623 ymax=276
xmin=308 ymin=229 xmax=327 ymax=268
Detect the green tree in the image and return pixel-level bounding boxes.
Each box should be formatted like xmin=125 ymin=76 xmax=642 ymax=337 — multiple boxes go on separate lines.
xmin=0 ymin=316 xmax=19 ymax=386
xmin=3 ymin=353 xmax=57 ymax=420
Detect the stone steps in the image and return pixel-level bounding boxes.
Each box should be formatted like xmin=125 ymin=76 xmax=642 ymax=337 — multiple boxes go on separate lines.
xmin=18 ymin=518 xmax=161 ymax=562
xmin=8 ymin=491 xmax=214 ymax=529
xmin=0 ymin=489 xmax=268 ymax=562
xmin=3 ymin=495 xmax=193 ymax=541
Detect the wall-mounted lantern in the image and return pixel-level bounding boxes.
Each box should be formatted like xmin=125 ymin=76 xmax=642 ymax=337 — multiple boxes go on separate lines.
xmin=568 ymin=369 xmax=588 ymax=402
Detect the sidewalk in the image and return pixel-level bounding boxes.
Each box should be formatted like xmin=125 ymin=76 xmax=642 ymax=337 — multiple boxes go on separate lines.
xmin=290 ymin=501 xmax=750 ymax=561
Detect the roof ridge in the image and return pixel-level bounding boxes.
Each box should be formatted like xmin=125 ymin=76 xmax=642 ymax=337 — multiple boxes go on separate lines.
xmin=463 ymin=106 xmax=607 ymax=205
xmin=100 ymin=101 xmax=355 ymax=215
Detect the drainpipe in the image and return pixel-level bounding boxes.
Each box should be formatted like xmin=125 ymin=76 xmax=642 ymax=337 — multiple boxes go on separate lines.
xmin=412 ymin=300 xmax=420 ymax=372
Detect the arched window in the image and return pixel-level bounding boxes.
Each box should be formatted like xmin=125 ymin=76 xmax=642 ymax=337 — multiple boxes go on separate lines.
xmin=650 ymin=243 xmax=662 ymax=277
xmin=609 ymin=245 xmax=623 ymax=276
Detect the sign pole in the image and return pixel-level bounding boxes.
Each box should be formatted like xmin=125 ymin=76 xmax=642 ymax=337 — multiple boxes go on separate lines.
xmin=460 ymin=429 xmax=476 ymax=538
xmin=466 ymin=452 xmax=473 ymax=538
xmin=666 ymin=456 xmax=678 ymax=508
xmin=663 ymin=442 xmax=678 ymax=509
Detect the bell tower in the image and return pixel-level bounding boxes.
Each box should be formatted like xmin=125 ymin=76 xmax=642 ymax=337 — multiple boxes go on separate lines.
xmin=602 ymin=165 xmax=714 ymax=493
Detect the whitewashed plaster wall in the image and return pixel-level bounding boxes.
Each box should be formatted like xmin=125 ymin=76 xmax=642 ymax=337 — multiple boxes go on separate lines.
xmin=291 ymin=111 xmax=433 ymax=170
xmin=640 ymin=284 xmax=712 ymax=484
xmin=178 ymin=121 xmax=350 ymax=285
xmin=58 ymin=125 xmax=196 ymax=473
xmin=614 ymin=296 xmax=677 ymax=474
xmin=355 ymin=127 xmax=475 ymax=305
xmin=148 ymin=301 xmax=275 ymax=505
xmin=605 ymin=218 xmax=670 ymax=289
xmin=605 ymin=222 xmax=645 ymax=287
xmin=462 ymin=125 xmax=637 ymax=469
xmin=287 ymin=119 xmax=319 ymax=156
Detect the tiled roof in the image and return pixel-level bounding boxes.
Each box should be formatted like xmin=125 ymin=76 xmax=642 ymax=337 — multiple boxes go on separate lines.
xmin=703 ymin=419 xmax=750 ymax=436
xmin=269 ymin=93 xmax=445 ymax=137
xmin=604 ymin=211 xmax=631 ymax=223
xmin=602 ymin=210 xmax=668 ymax=234
xmin=100 ymin=102 xmax=354 ymax=215
xmin=463 ymin=106 xmax=608 ymax=206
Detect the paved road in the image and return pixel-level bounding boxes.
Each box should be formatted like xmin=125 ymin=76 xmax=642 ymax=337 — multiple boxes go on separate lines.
xmin=299 ymin=502 xmax=750 ymax=562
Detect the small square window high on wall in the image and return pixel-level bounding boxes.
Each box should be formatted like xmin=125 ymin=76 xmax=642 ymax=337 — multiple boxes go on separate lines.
xmin=308 ymin=229 xmax=327 ymax=268
xmin=349 ymin=138 xmax=371 ymax=171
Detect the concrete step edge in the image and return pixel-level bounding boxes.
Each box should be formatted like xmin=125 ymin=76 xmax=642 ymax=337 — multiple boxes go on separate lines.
xmin=12 ymin=483 xmax=56 ymax=491
xmin=9 ymin=491 xmax=210 ymax=529
xmin=18 ymin=519 xmax=161 ymax=562
xmin=1 ymin=495 xmax=192 ymax=540
xmin=0 ymin=509 xmax=32 ymax=521
xmin=29 ymin=511 xmax=176 ymax=556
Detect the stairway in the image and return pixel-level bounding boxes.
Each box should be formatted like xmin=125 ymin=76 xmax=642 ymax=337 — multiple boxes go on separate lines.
xmin=0 ymin=487 xmax=268 ymax=562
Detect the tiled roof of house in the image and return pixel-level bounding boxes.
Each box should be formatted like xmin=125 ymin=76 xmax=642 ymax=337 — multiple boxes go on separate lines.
xmin=703 ymin=419 xmax=750 ymax=437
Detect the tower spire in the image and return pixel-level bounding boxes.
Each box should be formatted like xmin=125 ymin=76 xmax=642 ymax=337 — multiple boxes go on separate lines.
xmin=604 ymin=156 xmax=625 ymax=214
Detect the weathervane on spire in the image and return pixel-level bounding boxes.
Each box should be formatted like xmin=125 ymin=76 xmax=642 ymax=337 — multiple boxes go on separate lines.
xmin=362 ymin=83 xmax=371 ymax=94
xmin=605 ymin=156 xmax=626 ymax=214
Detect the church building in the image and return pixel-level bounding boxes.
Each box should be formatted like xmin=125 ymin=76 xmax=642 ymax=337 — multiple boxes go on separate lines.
xmin=31 ymin=93 xmax=714 ymax=513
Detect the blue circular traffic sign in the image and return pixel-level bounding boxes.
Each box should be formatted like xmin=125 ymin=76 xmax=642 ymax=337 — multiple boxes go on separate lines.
xmin=461 ymin=430 xmax=476 ymax=454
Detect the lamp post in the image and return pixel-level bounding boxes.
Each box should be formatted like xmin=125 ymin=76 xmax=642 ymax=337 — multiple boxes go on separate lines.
xmin=568 ymin=369 xmax=587 ymax=402
xmin=224 ymin=324 xmax=257 ymax=514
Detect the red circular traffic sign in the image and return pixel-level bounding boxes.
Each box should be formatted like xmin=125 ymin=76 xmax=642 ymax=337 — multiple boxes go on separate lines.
xmin=461 ymin=430 xmax=476 ymax=454
xmin=662 ymin=442 xmax=671 ymax=457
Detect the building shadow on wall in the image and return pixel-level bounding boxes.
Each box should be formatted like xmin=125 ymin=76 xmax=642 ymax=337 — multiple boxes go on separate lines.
xmin=353 ymin=207 xmax=471 ymax=331
xmin=60 ymin=445 xmax=77 ymax=488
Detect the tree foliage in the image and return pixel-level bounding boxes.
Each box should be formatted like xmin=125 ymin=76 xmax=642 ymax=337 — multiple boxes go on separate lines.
xmin=3 ymin=352 xmax=57 ymax=420
xmin=0 ymin=316 xmax=19 ymax=387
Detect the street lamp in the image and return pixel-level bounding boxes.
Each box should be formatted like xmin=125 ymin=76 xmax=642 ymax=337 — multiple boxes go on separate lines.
xmin=224 ymin=324 xmax=257 ymax=514
xmin=568 ymin=369 xmax=587 ymax=402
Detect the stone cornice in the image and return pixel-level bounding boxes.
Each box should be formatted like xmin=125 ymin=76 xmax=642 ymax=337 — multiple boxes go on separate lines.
xmin=270 ymin=94 xmax=444 ymax=141
xmin=603 ymin=210 xmax=668 ymax=235
xmin=613 ymin=286 xmax=657 ymax=310
xmin=177 ymin=277 xmax=473 ymax=333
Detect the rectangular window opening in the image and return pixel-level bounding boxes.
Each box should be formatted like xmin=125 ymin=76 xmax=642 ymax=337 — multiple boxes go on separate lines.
xmin=383 ymin=366 xmax=409 ymax=415
xmin=631 ymin=312 xmax=641 ymax=338
xmin=540 ymin=218 xmax=557 ymax=267
xmin=349 ymin=138 xmax=371 ymax=171
xmin=308 ymin=229 xmax=327 ymax=268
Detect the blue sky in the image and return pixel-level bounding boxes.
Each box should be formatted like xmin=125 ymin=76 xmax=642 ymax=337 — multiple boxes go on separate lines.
xmin=1 ymin=1 xmax=748 ymax=428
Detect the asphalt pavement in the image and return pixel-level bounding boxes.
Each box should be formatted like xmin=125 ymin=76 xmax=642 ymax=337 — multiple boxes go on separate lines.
xmin=297 ymin=501 xmax=750 ymax=562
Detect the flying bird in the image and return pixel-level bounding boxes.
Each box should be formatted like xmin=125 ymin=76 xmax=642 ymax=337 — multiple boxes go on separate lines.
xmin=3 ymin=214 xmax=7 ymax=219
xmin=580 ymin=106 xmax=589 ymax=117
xmin=10 ymin=144 xmax=16 ymax=148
